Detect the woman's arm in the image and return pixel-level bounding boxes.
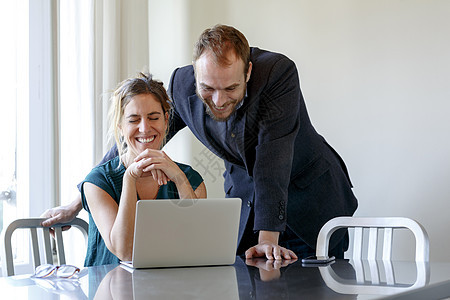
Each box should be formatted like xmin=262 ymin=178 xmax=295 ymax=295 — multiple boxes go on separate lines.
xmin=84 ymin=168 xmax=138 ymax=261
xmin=170 ymin=169 xmax=207 ymax=199
xmin=193 ymin=182 xmax=207 ymax=199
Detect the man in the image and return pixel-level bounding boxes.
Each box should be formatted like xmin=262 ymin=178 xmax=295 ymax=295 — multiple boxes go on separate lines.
xmin=42 ymin=24 xmax=358 ymax=260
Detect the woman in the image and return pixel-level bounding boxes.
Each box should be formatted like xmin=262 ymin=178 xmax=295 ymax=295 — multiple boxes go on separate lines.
xmin=81 ymin=73 xmax=207 ymax=266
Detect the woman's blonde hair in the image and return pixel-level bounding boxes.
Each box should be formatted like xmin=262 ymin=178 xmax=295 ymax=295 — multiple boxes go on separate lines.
xmin=109 ymin=73 xmax=172 ymax=166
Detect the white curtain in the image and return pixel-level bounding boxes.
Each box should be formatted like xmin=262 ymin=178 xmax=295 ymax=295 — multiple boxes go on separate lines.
xmin=59 ymin=0 xmax=149 ymax=265
xmin=59 ymin=0 xmax=149 ymax=206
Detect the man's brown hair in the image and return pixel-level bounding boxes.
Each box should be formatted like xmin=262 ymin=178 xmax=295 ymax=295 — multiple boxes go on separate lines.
xmin=193 ymin=24 xmax=251 ymax=74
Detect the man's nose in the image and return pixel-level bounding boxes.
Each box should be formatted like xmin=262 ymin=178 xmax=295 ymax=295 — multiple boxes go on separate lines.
xmin=212 ymin=91 xmax=227 ymax=107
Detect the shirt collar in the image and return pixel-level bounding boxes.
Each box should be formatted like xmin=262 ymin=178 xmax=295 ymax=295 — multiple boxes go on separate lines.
xmin=235 ymin=88 xmax=248 ymax=111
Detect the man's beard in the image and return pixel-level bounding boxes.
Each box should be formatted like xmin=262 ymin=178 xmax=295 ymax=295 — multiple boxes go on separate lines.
xmin=196 ymin=90 xmax=245 ymax=122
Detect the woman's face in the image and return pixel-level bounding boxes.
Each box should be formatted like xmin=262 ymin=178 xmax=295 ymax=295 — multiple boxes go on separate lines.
xmin=120 ymin=93 xmax=168 ymax=159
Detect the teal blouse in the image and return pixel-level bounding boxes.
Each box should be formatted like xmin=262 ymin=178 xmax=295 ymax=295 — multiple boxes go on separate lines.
xmin=81 ymin=156 xmax=204 ymax=267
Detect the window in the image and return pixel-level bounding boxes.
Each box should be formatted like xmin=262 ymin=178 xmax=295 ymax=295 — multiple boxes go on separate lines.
xmin=1 ymin=0 xmax=148 ymax=275
xmin=0 ymin=1 xmax=21 ymax=235
xmin=59 ymin=0 xmax=95 ymax=208
xmin=58 ymin=0 xmax=95 ymax=265
xmin=0 ymin=0 xmax=58 ymax=275
xmin=0 ymin=0 xmax=30 ymax=273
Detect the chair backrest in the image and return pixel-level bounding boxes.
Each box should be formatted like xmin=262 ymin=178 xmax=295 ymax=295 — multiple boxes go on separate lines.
xmin=1 ymin=217 xmax=88 ymax=276
xmin=316 ymin=217 xmax=429 ymax=262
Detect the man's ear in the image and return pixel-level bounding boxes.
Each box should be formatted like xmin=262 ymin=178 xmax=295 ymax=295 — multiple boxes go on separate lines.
xmin=246 ymin=61 xmax=253 ymax=82
xmin=165 ymin=112 xmax=169 ymax=130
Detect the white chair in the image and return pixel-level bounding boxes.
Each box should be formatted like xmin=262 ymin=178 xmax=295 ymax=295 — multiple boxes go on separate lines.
xmin=1 ymin=217 xmax=88 ymax=276
xmin=316 ymin=217 xmax=430 ymax=296
xmin=316 ymin=216 xmax=429 ymax=262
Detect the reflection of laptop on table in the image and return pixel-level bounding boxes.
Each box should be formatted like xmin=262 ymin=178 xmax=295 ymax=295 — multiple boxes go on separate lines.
xmin=129 ymin=266 xmax=239 ymax=300
xmin=120 ymin=198 xmax=241 ymax=269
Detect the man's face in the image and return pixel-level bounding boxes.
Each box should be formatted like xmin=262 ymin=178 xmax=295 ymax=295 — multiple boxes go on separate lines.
xmin=195 ymin=50 xmax=252 ymax=121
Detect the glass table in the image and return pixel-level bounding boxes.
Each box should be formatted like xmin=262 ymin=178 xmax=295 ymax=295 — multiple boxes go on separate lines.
xmin=1 ymin=257 xmax=450 ymax=299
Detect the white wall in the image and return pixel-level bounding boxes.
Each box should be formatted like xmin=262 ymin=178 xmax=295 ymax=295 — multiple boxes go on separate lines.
xmin=149 ymin=0 xmax=227 ymax=199
xmin=149 ymin=0 xmax=450 ymax=262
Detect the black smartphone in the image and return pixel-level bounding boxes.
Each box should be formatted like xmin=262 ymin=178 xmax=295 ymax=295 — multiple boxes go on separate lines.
xmin=301 ymin=255 xmax=335 ymax=264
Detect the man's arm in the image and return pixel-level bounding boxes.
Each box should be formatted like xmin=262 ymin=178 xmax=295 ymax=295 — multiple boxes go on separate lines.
xmin=252 ymin=57 xmax=300 ymax=233
xmin=246 ymin=56 xmax=302 ymax=259
xmin=166 ymin=67 xmax=188 ymax=143
xmin=40 ymin=193 xmax=83 ymax=227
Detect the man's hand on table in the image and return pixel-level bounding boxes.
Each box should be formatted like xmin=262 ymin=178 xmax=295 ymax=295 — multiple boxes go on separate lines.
xmin=244 ymin=230 xmax=298 ymax=260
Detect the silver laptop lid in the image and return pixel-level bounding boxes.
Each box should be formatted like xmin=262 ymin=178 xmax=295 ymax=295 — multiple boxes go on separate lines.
xmin=131 ymin=198 xmax=241 ymax=268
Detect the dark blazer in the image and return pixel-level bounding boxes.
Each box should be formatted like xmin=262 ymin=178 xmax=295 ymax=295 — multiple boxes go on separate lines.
xmin=168 ymin=47 xmax=358 ymax=250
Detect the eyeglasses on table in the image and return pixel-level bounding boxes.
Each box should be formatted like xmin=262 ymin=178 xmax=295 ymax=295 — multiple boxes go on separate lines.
xmin=32 ymin=264 xmax=80 ymax=279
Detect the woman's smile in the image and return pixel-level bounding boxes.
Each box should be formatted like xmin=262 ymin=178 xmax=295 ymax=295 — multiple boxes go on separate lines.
xmin=137 ymin=136 xmax=156 ymax=144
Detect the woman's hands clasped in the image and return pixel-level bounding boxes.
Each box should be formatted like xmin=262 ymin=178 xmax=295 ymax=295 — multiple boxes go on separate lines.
xmin=126 ymin=149 xmax=182 ymax=186
xmin=126 ymin=148 xmax=206 ymax=200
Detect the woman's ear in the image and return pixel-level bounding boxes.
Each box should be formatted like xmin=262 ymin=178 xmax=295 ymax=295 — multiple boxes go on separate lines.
xmin=118 ymin=123 xmax=123 ymax=136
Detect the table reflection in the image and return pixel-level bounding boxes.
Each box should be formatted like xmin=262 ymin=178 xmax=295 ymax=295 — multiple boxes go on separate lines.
xmin=95 ymin=264 xmax=238 ymax=300
xmin=93 ymin=257 xmax=356 ymax=299
xmin=0 ymin=268 xmax=90 ymax=299
xmin=319 ymin=259 xmax=430 ymax=296
xmin=236 ymin=257 xmax=355 ymax=299
xmin=31 ymin=277 xmax=88 ymax=299
xmin=2 ymin=257 xmax=449 ymax=299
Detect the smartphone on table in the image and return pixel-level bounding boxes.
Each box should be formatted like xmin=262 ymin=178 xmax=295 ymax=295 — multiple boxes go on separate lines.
xmin=301 ymin=255 xmax=335 ymax=264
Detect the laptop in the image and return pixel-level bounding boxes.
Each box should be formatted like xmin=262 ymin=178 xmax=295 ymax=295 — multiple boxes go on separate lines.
xmin=120 ymin=198 xmax=241 ymax=269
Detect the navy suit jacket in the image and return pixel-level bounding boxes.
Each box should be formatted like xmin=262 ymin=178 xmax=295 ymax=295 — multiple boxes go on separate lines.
xmin=168 ymin=48 xmax=357 ymax=250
